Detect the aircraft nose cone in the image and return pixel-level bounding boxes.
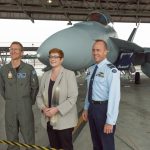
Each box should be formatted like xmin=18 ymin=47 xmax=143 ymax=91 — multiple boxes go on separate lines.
xmin=37 ymin=26 xmax=93 ymax=70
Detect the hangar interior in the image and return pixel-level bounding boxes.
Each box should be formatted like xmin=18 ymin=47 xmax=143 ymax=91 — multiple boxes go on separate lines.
xmin=0 ymin=0 xmax=150 ymax=23
xmin=0 ymin=1 xmax=150 ymax=150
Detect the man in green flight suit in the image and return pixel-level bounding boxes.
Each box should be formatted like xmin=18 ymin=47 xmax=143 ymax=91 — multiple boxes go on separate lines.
xmin=0 ymin=41 xmax=39 ymax=150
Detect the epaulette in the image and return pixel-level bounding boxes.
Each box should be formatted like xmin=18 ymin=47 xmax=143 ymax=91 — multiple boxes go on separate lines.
xmin=88 ymin=64 xmax=95 ymax=70
xmin=107 ymin=63 xmax=116 ymax=69
xmin=107 ymin=63 xmax=117 ymax=73
xmin=91 ymin=64 xmax=95 ymax=67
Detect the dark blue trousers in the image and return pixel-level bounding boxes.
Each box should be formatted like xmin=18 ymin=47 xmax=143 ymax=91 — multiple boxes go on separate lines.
xmin=88 ymin=103 xmax=116 ymax=150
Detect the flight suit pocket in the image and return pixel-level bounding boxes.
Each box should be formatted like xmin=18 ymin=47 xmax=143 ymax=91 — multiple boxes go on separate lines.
xmin=7 ymin=78 xmax=16 ymax=86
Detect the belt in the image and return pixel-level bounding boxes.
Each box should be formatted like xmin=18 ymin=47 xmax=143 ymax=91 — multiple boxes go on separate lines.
xmin=91 ymin=100 xmax=108 ymax=104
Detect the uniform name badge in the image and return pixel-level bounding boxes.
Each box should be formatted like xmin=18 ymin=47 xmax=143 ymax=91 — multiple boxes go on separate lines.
xmin=8 ymin=71 xmax=13 ymax=79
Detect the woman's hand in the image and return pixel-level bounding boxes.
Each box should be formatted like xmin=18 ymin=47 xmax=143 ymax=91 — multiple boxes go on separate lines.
xmin=42 ymin=107 xmax=49 ymax=114
xmin=45 ymin=107 xmax=59 ymax=117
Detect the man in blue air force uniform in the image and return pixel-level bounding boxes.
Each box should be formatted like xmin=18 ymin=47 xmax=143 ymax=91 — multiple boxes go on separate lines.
xmin=0 ymin=41 xmax=39 ymax=150
xmin=82 ymin=39 xmax=120 ymax=150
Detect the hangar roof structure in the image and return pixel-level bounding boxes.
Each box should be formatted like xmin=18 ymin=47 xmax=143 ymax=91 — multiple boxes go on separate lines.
xmin=0 ymin=0 xmax=150 ymax=23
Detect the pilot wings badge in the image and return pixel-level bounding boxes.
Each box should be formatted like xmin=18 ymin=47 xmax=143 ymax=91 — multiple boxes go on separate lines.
xmin=97 ymin=72 xmax=104 ymax=78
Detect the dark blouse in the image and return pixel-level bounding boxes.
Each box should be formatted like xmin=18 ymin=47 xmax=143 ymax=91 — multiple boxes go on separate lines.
xmin=48 ymin=79 xmax=55 ymax=107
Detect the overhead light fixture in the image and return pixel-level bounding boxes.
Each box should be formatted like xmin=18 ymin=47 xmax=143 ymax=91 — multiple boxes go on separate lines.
xmin=67 ymin=21 xmax=72 ymax=25
xmin=37 ymin=53 xmax=40 ymax=58
xmin=47 ymin=0 xmax=52 ymax=3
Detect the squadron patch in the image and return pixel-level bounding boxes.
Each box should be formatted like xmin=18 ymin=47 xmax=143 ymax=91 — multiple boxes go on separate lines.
xmin=17 ymin=73 xmax=26 ymax=79
xmin=8 ymin=71 xmax=13 ymax=79
xmin=112 ymin=69 xmax=117 ymax=73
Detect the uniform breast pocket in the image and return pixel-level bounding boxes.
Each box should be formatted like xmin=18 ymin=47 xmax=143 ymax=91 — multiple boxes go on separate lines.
xmin=95 ymin=76 xmax=106 ymax=83
xmin=18 ymin=73 xmax=30 ymax=86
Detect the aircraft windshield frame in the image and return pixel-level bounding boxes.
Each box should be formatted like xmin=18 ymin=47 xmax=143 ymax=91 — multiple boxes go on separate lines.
xmin=87 ymin=12 xmax=112 ymax=26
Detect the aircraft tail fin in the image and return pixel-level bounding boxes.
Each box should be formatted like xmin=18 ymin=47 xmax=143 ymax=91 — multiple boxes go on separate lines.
xmin=128 ymin=21 xmax=140 ymax=42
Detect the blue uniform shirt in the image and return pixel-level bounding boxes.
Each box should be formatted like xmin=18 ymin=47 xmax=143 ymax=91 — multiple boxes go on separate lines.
xmin=84 ymin=58 xmax=120 ymax=125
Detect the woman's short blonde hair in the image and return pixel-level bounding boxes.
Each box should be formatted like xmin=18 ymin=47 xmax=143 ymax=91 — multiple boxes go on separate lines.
xmin=49 ymin=48 xmax=64 ymax=58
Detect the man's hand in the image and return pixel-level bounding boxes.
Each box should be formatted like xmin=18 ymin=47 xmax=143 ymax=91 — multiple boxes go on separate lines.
xmin=104 ymin=124 xmax=113 ymax=134
xmin=82 ymin=110 xmax=88 ymax=121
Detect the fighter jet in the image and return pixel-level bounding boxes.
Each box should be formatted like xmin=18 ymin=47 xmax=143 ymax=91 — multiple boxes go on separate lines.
xmin=1 ymin=12 xmax=149 ymax=83
xmin=37 ymin=11 xmax=150 ymax=84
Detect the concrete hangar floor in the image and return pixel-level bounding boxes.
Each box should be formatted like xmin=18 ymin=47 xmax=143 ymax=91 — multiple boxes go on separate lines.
xmin=0 ymin=73 xmax=150 ymax=150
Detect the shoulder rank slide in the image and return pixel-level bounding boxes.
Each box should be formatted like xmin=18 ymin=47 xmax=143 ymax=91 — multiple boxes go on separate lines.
xmin=107 ymin=63 xmax=115 ymax=69
xmin=107 ymin=64 xmax=117 ymax=73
